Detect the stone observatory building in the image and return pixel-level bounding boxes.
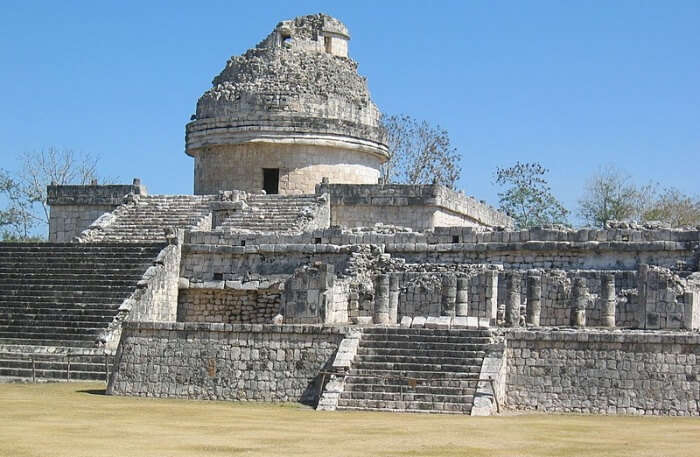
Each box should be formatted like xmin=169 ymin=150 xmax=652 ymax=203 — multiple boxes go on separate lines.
xmin=186 ymin=14 xmax=388 ymax=195
xmin=1 ymin=14 xmax=700 ymax=417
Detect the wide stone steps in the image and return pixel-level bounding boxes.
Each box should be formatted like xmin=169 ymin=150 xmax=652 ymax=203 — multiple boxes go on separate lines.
xmin=0 ymin=242 xmax=162 ymax=381
xmin=356 ymin=348 xmax=486 ymax=359
xmin=0 ymin=338 xmax=95 ymax=348
xmin=335 ymin=399 xmax=472 ymax=414
xmin=335 ymin=327 xmax=491 ymax=415
xmin=0 ymin=317 xmax=114 ymax=327
xmin=0 ymin=302 xmax=122 ymax=310
xmin=0 ymin=327 xmax=103 ymax=340
xmin=344 ymin=381 xmax=478 ymax=395
xmin=355 ymin=354 xmax=484 ymax=366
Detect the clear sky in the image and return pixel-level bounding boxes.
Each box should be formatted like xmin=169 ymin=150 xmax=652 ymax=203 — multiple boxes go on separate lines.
xmin=1 ymin=0 xmax=698 ymax=224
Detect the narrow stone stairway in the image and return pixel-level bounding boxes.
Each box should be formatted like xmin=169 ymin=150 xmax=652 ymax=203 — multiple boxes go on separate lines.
xmin=336 ymin=327 xmax=491 ymax=414
xmin=219 ymin=194 xmax=323 ymax=232
xmin=83 ymin=195 xmax=214 ymax=242
xmin=0 ymin=242 xmax=164 ymax=381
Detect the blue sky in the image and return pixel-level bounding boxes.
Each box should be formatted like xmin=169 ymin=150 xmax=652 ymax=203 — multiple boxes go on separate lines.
xmin=1 ymin=1 xmax=698 ymax=223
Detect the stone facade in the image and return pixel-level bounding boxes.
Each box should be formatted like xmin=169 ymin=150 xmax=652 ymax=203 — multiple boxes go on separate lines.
xmin=505 ymin=329 xmax=700 ymax=415
xmin=317 ymin=183 xmax=512 ymax=230
xmin=107 ymin=322 xmax=344 ymax=403
xmin=177 ymin=288 xmax=281 ymax=324
xmin=193 ymin=144 xmax=382 ymax=195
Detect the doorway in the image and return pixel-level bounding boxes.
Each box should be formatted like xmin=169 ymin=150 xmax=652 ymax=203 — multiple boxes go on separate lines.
xmin=263 ymin=168 xmax=279 ymax=194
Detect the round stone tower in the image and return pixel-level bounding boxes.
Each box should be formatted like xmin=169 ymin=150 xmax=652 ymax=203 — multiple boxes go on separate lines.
xmin=186 ymin=13 xmax=388 ymax=195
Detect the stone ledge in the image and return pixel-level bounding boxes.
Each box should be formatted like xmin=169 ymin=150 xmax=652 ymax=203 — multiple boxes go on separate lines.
xmin=504 ymin=328 xmax=700 ymax=344
xmin=122 ymin=321 xmax=349 ymax=335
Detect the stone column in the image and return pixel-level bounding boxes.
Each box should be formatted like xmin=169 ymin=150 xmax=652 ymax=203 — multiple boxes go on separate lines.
xmin=486 ymin=270 xmax=498 ymax=323
xmin=638 ymin=264 xmax=649 ymax=329
xmin=441 ymin=274 xmax=457 ymax=317
xmin=526 ymin=275 xmax=542 ymax=326
xmin=389 ymin=273 xmax=400 ymax=324
xmin=505 ymin=272 xmax=521 ymax=327
xmin=348 ymin=290 xmax=359 ymax=322
xmin=571 ymin=277 xmax=587 ymax=328
xmin=456 ymin=277 xmax=469 ymax=317
xmin=601 ymin=274 xmax=616 ymax=328
xmin=373 ymin=274 xmax=390 ymax=324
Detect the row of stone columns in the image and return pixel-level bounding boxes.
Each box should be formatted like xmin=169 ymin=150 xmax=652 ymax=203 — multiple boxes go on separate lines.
xmin=503 ymin=272 xmax=617 ymax=328
xmin=373 ymin=272 xmax=618 ymax=328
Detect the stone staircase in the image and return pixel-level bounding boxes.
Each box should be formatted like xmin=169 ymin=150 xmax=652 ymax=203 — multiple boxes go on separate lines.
xmin=219 ymin=194 xmax=323 ymax=232
xmin=84 ymin=195 xmax=213 ymax=242
xmin=0 ymin=242 xmax=164 ymax=381
xmin=336 ymin=327 xmax=492 ymax=414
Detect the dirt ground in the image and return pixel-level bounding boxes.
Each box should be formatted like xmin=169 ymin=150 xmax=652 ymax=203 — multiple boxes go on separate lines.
xmin=1 ymin=382 xmax=698 ymax=457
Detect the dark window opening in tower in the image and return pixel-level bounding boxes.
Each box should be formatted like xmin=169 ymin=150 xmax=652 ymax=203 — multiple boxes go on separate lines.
xmin=324 ymin=36 xmax=332 ymax=53
xmin=263 ymin=168 xmax=280 ymax=194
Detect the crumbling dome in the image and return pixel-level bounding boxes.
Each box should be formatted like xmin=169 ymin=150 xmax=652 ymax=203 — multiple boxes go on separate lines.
xmin=186 ymin=14 xmax=389 ymax=195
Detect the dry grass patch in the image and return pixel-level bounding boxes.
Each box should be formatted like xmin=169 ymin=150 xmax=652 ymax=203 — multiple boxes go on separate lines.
xmin=1 ymin=382 xmax=699 ymax=457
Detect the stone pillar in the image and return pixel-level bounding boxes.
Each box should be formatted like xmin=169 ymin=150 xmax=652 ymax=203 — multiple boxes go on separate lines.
xmin=441 ymin=274 xmax=457 ymax=317
xmin=601 ymin=274 xmax=617 ymax=328
xmin=486 ymin=270 xmax=498 ymax=323
xmin=505 ymin=272 xmax=521 ymax=327
xmin=638 ymin=264 xmax=649 ymax=329
xmin=456 ymin=277 xmax=469 ymax=317
xmin=348 ymin=290 xmax=359 ymax=322
xmin=571 ymin=277 xmax=587 ymax=328
xmin=389 ymin=273 xmax=400 ymax=324
xmin=374 ymin=274 xmax=390 ymax=324
xmin=683 ymin=291 xmax=699 ymax=330
xmin=526 ymin=275 xmax=542 ymax=326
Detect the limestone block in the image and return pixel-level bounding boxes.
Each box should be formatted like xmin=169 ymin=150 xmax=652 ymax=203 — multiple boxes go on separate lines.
xmin=411 ymin=316 xmax=426 ymax=328
xmin=452 ymin=316 xmax=468 ymax=329
xmin=400 ymin=316 xmax=413 ymax=328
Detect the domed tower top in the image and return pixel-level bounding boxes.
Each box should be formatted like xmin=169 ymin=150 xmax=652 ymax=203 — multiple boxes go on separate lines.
xmin=186 ymin=14 xmax=388 ymax=195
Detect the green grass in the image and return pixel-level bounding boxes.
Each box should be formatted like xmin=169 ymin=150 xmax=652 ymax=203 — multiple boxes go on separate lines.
xmin=1 ymin=382 xmax=699 ymax=457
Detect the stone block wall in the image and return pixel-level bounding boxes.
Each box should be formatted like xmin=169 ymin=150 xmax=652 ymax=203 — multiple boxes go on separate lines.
xmin=505 ymin=330 xmax=700 ymax=415
xmin=107 ymin=322 xmax=344 ymax=403
xmin=317 ymin=183 xmax=512 ymax=230
xmin=185 ymin=226 xmax=699 ymax=272
xmin=177 ymin=288 xmax=281 ymax=324
xmin=192 ymin=143 xmax=382 ymax=195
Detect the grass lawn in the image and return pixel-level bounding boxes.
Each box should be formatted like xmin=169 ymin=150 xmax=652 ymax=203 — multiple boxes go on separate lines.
xmin=0 ymin=382 xmax=699 ymax=457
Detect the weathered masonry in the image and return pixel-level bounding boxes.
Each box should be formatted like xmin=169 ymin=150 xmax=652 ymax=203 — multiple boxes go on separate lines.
xmin=2 ymin=13 xmax=700 ymax=417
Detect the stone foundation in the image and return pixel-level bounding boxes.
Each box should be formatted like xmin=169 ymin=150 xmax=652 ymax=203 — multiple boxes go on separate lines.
xmin=505 ymin=329 xmax=700 ymax=415
xmin=107 ymin=322 xmax=344 ymax=403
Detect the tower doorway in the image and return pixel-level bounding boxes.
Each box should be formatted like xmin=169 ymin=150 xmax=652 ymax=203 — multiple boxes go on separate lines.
xmin=263 ymin=168 xmax=279 ymax=194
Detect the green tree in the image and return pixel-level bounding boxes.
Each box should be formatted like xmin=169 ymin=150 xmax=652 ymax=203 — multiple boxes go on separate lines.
xmin=495 ymin=161 xmax=569 ymax=229
xmin=380 ymin=114 xmax=461 ymax=189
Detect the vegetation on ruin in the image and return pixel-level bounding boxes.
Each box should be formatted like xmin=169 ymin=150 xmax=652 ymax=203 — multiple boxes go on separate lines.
xmin=578 ymin=166 xmax=700 ymax=228
xmin=0 ymin=147 xmax=100 ymax=240
xmin=1 ymin=382 xmax=699 ymax=457
xmin=494 ymin=161 xmax=569 ymax=228
xmin=380 ymin=114 xmax=461 ymax=189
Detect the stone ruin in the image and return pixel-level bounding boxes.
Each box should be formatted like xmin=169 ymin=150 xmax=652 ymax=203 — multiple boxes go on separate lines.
xmin=1 ymin=14 xmax=700 ymax=416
